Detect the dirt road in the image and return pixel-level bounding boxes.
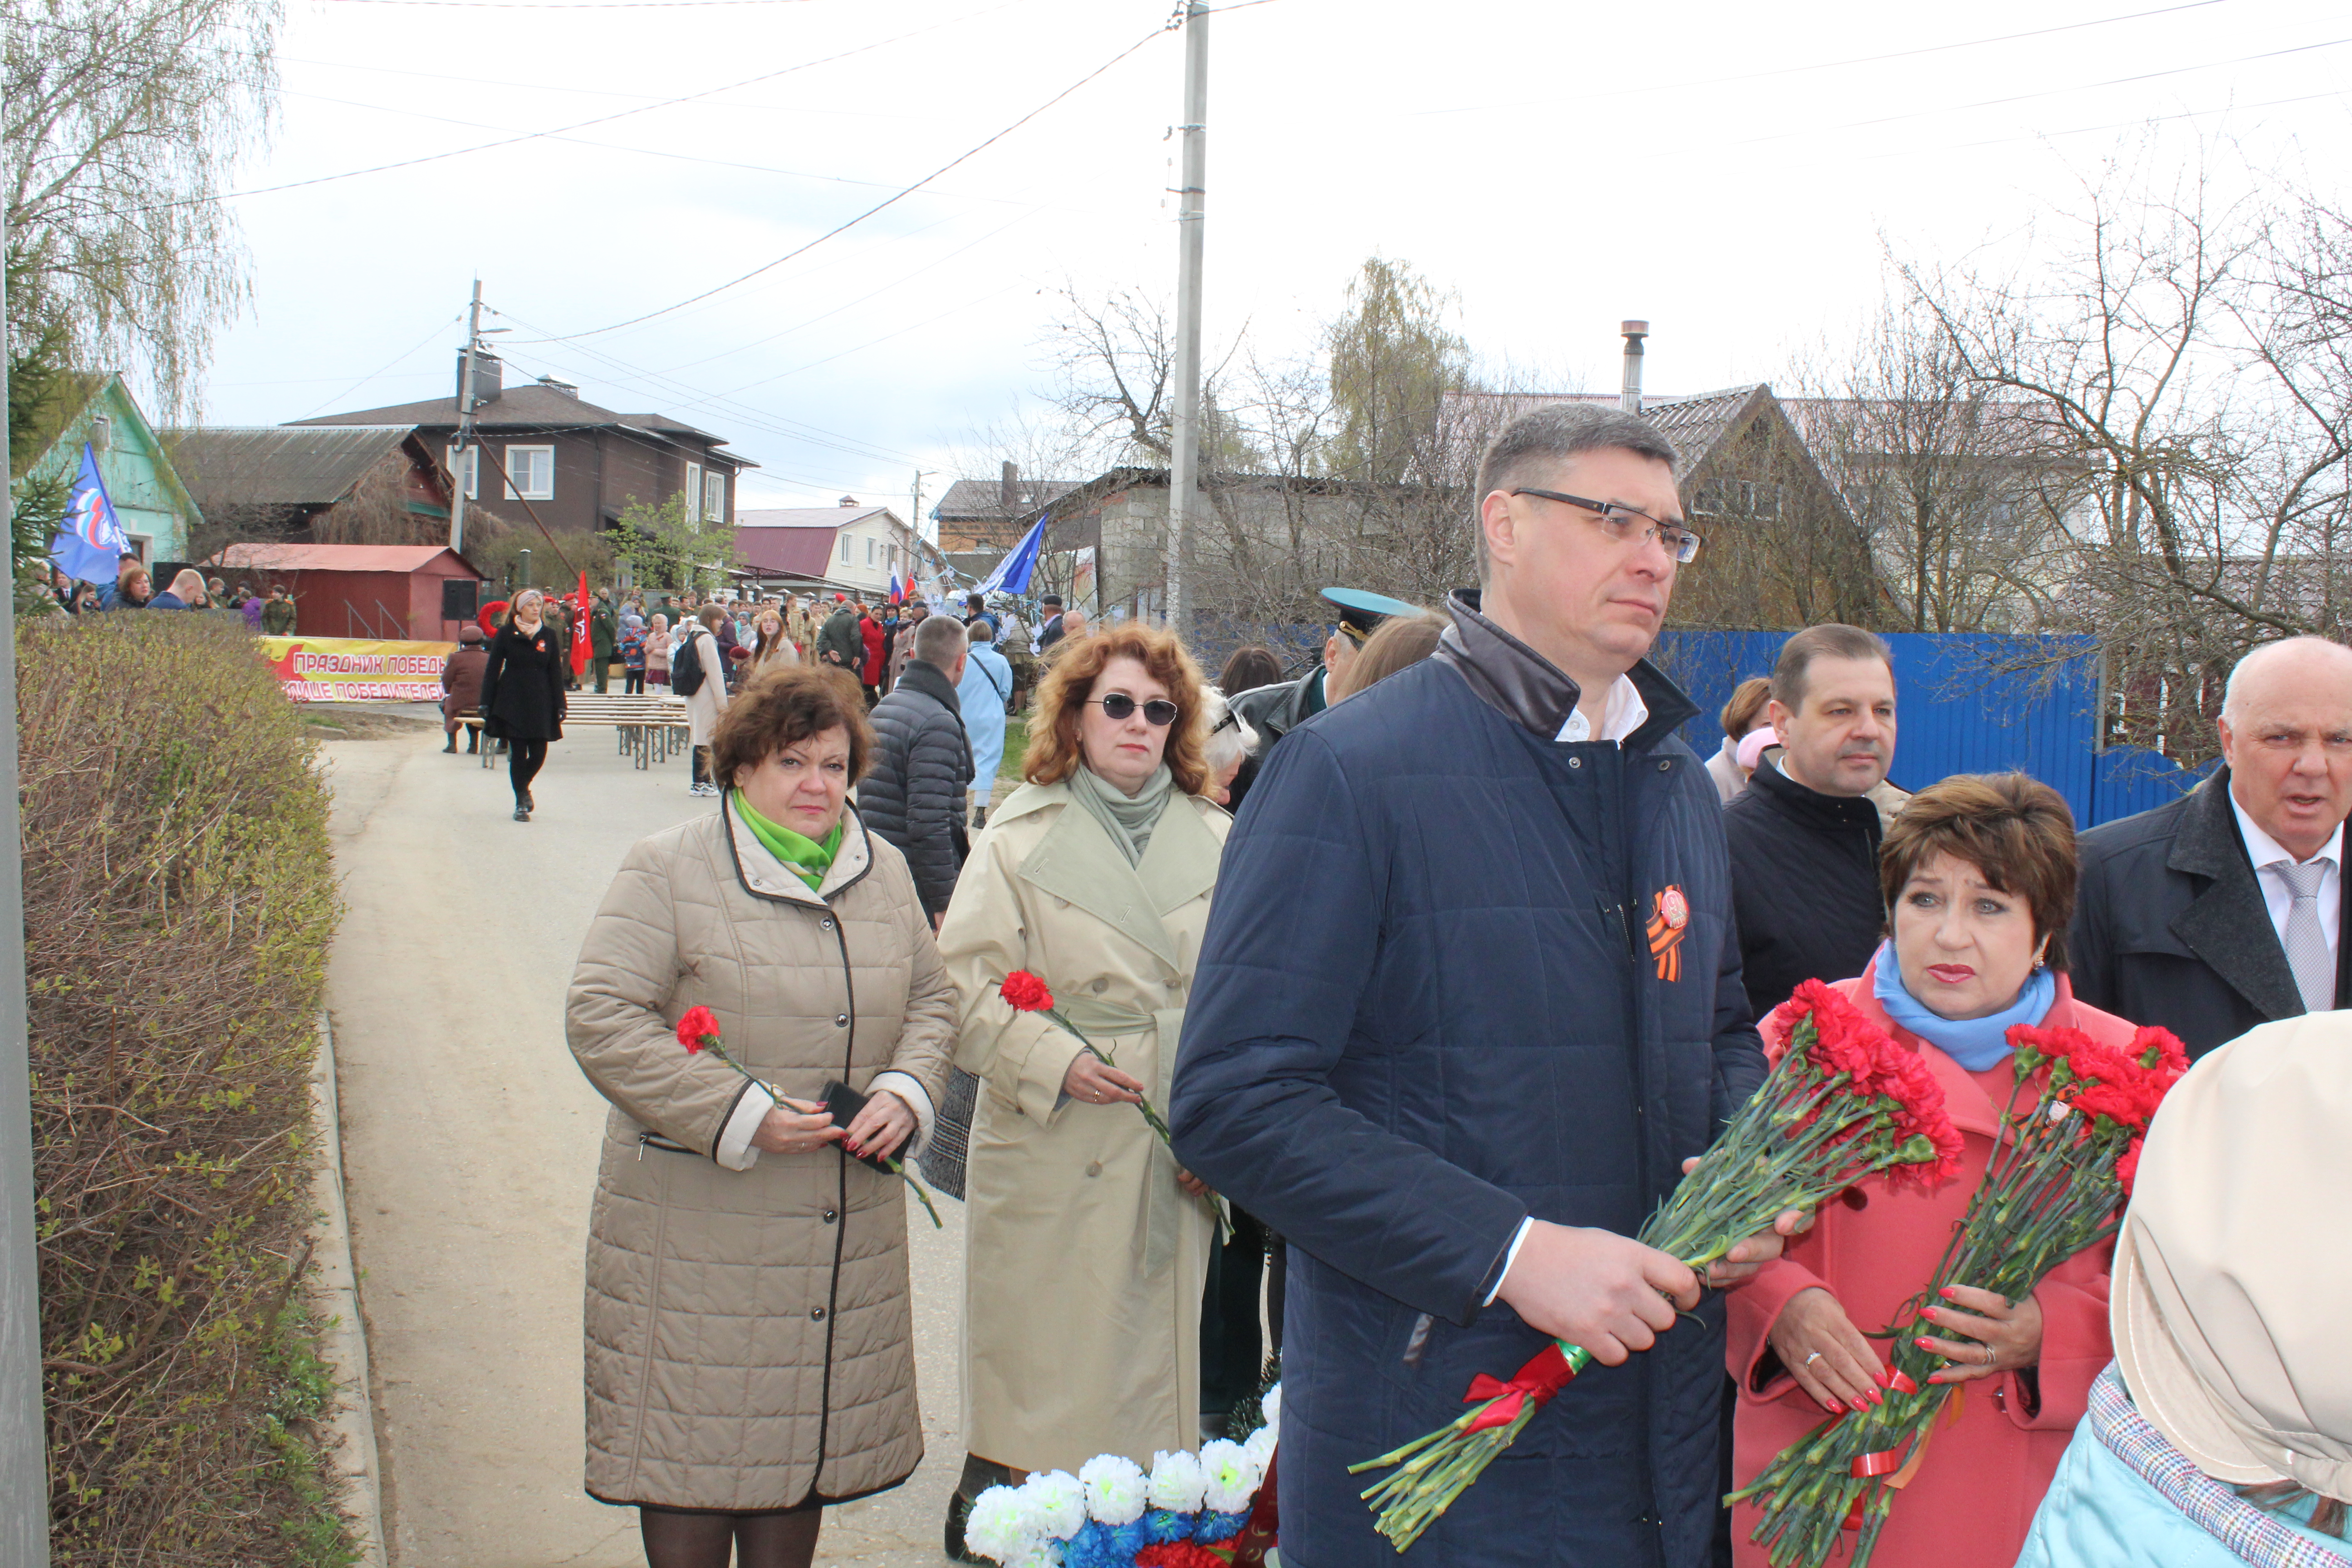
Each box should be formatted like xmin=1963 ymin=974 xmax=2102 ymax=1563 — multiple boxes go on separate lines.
xmin=323 ymin=726 xmax=964 ymax=1568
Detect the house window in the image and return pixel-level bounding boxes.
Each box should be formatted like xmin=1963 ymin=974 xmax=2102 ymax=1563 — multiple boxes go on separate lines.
xmin=685 ymin=462 xmax=703 ymax=522
xmin=866 ymin=538 xmax=876 ymax=566
xmin=703 ymin=470 xmax=725 ymax=524
xmin=504 ymin=445 xmax=554 ymax=500
xmin=448 ymin=446 xmax=478 ymax=500
xmin=839 ymin=534 xmax=852 ymax=564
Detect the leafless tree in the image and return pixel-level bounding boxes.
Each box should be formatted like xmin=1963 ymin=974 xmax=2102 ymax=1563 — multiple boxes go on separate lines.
xmin=1788 ymin=297 xmax=2065 ymax=633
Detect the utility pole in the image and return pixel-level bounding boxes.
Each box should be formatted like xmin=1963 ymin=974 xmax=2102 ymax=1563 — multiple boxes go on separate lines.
xmin=1163 ymin=0 xmax=1208 ymax=633
xmin=449 ymin=279 xmax=484 ymax=556
xmin=0 ymin=204 xmax=55 ymax=1567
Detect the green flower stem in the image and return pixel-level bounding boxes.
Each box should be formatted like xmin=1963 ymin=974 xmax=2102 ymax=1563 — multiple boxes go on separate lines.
xmin=696 ymin=1039 xmax=944 ymax=1229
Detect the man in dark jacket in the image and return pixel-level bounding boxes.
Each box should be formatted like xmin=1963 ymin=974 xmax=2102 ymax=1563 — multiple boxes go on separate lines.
xmin=2072 ymin=636 xmax=2352 ymax=1058
xmin=439 ymin=625 xmax=490 ymax=753
xmin=1034 ymin=593 xmax=1066 ymax=652
xmin=588 ymin=588 xmax=617 ymax=694
xmin=815 ymin=595 xmax=863 ymax=675
xmin=861 ymin=614 xmax=975 ymax=922
xmin=1722 ymin=624 xmax=1901 ymax=1018
xmin=1224 ymin=586 xmax=1420 ymax=814
xmin=1172 ymin=406 xmax=1784 ymax=1568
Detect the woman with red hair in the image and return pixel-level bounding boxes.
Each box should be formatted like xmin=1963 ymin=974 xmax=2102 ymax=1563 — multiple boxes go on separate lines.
xmin=935 ymin=621 xmax=1233 ymax=1551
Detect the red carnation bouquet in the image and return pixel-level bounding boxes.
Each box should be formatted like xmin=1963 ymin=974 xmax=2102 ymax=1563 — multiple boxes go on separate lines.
xmin=675 ymin=1005 xmax=941 ymax=1227
xmin=997 ymin=972 xmax=1228 ymax=1239
xmin=1730 ymin=1020 xmax=2187 ymax=1568
xmin=1353 ymin=980 xmax=1963 ymax=1551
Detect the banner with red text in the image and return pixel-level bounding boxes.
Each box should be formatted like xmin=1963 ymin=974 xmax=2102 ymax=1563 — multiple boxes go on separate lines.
xmin=258 ymin=636 xmax=456 ymax=703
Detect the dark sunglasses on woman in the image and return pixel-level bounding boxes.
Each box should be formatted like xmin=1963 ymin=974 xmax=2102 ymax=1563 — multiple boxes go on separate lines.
xmin=1090 ymin=693 xmax=1180 ymax=726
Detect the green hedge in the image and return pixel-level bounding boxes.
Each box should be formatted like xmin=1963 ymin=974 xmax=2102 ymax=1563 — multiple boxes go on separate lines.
xmin=18 ymin=614 xmax=353 ymax=1563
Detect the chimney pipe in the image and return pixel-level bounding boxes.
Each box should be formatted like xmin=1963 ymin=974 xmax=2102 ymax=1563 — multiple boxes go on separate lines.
xmin=1000 ymin=460 xmax=1019 ymax=511
xmin=1620 ymin=321 xmax=1648 ymax=415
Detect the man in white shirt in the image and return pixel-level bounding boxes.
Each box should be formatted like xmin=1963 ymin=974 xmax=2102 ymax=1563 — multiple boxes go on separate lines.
xmin=2073 ymin=636 xmax=2352 ymax=1057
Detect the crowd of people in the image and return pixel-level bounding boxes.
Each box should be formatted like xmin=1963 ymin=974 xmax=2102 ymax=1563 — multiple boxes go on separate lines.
xmin=551 ymin=400 xmax=2348 ymax=1568
xmin=44 ymin=556 xmax=300 ymax=629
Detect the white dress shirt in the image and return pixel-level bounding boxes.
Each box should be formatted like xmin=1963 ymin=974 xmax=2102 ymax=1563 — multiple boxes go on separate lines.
xmin=1554 ymin=675 xmax=1650 ymax=746
xmin=2230 ymin=794 xmax=2343 ymax=966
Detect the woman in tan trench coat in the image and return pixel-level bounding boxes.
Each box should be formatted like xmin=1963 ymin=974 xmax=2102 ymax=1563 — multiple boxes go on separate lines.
xmin=568 ymin=665 xmax=956 ymax=1568
xmin=936 ymin=621 xmax=1231 ymax=1547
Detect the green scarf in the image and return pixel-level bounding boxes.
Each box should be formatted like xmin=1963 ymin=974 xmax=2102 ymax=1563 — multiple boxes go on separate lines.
xmin=1067 ymin=761 xmax=1176 ymax=866
xmin=732 ymin=790 xmax=843 ymax=890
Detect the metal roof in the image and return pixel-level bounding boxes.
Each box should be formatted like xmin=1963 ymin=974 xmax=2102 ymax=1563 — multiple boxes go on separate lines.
xmin=165 ymin=425 xmax=416 ymax=508
xmin=290 ymin=383 xmax=738 ymax=454
xmin=735 ymin=505 xmax=897 ymax=530
xmin=733 ymin=528 xmax=842 ymax=577
xmin=932 ymin=476 xmax=1084 ymax=517
xmin=210 ymin=543 xmax=481 ymax=576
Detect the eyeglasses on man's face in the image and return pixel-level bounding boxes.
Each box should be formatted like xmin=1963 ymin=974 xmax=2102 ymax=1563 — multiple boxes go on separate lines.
xmin=1089 ymin=693 xmax=1180 ymax=726
xmin=1509 ymin=488 xmax=1703 ymax=564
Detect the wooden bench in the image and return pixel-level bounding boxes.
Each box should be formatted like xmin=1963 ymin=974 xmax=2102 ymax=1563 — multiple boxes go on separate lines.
xmin=456 ymin=694 xmax=692 ymax=770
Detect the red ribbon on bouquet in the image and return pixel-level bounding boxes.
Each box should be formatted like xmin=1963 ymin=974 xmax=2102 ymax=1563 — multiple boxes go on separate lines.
xmin=1462 ymin=1343 xmax=1583 ymax=1434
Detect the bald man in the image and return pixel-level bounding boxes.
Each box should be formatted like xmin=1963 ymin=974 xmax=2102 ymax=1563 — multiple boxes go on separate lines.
xmin=2071 ymin=636 xmax=2352 ymax=1057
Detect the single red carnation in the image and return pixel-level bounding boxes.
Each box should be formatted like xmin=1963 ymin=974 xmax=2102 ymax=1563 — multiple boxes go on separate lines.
xmin=2117 ymin=1134 xmax=2146 ymax=1196
xmin=676 ymin=1004 xmax=720 ymax=1054
xmin=999 ymin=971 xmax=1055 ymax=1013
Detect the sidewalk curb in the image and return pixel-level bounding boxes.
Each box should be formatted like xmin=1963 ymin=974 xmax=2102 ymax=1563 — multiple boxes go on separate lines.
xmin=311 ymin=1008 xmax=388 ymax=1568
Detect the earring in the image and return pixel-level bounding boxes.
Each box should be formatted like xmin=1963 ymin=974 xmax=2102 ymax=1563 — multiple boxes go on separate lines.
xmin=2033 ymin=954 xmax=2048 ymax=972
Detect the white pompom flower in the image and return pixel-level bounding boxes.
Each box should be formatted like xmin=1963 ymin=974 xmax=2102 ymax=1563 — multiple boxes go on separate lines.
xmin=964 ymin=1485 xmax=1034 ymax=1562
xmin=1200 ymin=1438 xmax=1259 ymax=1514
xmin=1258 ymin=1383 xmax=1281 ymax=1439
xmin=1241 ymin=1422 xmax=1277 ymax=1472
xmin=1148 ymin=1448 xmax=1208 ymax=1513
xmin=1019 ymin=1469 xmax=1086 ymax=1540
xmin=1002 ymin=1538 xmax=1063 ymax=1568
xmin=1078 ymin=1453 xmax=1149 ymax=1525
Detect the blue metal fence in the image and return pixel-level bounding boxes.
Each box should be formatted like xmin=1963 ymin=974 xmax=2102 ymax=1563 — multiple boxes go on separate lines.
xmin=1651 ymin=631 xmax=2210 ymax=829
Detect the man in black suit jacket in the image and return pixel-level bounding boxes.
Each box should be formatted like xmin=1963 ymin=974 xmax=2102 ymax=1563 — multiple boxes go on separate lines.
xmin=2071 ymin=637 xmax=2352 ymax=1057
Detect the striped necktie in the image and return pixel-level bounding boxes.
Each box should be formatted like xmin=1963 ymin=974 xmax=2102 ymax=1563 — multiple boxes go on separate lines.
xmin=2273 ymin=858 xmax=2336 ymax=1014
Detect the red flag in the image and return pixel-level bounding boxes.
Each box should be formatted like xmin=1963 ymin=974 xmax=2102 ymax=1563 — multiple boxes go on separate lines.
xmin=571 ymin=571 xmax=591 ymax=677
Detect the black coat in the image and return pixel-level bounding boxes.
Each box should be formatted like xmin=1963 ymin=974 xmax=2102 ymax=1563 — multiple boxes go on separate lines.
xmin=2069 ymin=769 xmax=2352 ymax=1058
xmin=859 ymin=660 xmax=973 ymax=915
xmin=478 ymin=619 xmax=568 ymax=741
xmin=1222 ymin=666 xmax=1325 ymax=814
xmin=1172 ymin=592 xmax=1765 ymax=1568
xmin=1721 ymin=761 xmax=1886 ymax=1018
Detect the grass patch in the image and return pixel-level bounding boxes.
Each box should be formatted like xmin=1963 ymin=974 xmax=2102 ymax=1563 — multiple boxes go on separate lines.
xmin=999 ymin=715 xmax=1030 ymax=786
xmin=20 ymin=614 xmax=353 ymax=1565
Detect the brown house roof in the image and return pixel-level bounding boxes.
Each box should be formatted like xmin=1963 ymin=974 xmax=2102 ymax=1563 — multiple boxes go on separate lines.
xmin=290 ymin=384 xmax=746 ymax=461
xmin=933 ymin=476 xmax=1085 ymax=518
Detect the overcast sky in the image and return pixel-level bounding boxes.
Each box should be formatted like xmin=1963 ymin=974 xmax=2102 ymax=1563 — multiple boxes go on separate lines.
xmin=197 ymin=0 xmax=2352 ymax=517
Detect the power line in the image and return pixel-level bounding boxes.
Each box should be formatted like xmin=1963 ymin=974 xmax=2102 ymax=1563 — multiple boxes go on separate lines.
xmin=137 ymin=0 xmax=1022 ymax=211
xmin=294 ymin=312 xmax=465 ymax=417
xmin=1672 ymin=31 xmax=2352 ymax=159
xmin=1409 ymin=0 xmax=2236 ymax=117
xmin=505 ymin=17 xmax=1176 ymax=343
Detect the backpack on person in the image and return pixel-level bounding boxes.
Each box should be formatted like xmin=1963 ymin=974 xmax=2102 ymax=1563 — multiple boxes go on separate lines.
xmin=670 ymin=630 xmax=708 ymax=697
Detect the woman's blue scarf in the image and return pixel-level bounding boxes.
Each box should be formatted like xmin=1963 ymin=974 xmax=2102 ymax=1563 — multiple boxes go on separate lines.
xmin=1870 ymin=940 xmax=2055 ymax=1071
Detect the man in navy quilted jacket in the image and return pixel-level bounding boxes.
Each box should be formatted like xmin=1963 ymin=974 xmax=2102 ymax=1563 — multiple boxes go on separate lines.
xmin=1173 ymin=404 xmax=1789 ymax=1568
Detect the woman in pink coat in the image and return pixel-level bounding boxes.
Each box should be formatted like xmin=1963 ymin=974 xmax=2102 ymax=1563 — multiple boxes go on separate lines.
xmin=1727 ymin=773 xmax=2135 ymax=1568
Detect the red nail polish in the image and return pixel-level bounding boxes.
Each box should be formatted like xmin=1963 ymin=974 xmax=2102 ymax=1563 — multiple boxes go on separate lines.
xmin=1872 ymin=1366 xmax=1892 ymax=1388
xmin=1938 ymin=1285 xmax=1957 ymax=1298
xmin=1824 ymin=1397 xmax=1845 ymax=1413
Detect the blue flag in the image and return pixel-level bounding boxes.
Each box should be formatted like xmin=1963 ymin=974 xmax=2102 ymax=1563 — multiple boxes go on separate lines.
xmin=977 ymin=514 xmax=1047 ymax=597
xmin=49 ymin=445 xmax=132 ymax=587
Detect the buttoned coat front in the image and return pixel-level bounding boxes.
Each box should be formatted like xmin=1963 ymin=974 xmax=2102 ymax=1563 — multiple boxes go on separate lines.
xmin=566 ymin=799 xmax=956 ymax=1512
xmin=936 ymin=779 xmax=1230 ymax=1474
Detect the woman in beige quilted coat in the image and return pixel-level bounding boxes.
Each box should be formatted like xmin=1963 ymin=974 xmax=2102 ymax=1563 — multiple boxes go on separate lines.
xmin=567 ymin=664 xmax=956 ymax=1568
xmin=936 ymin=621 xmax=1231 ymax=1548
